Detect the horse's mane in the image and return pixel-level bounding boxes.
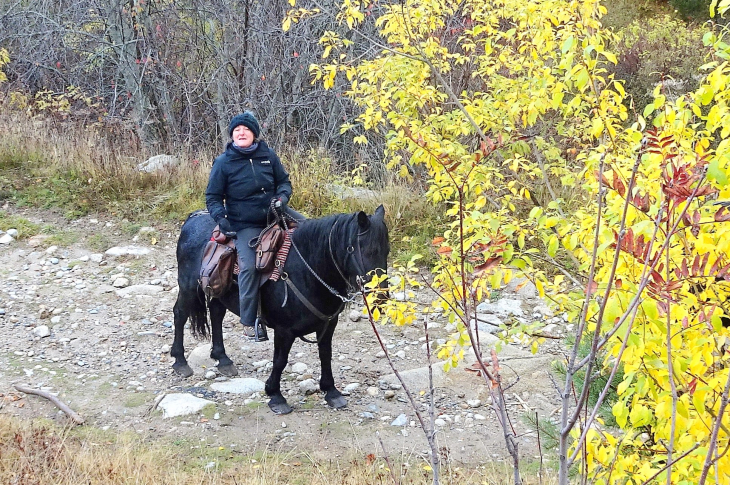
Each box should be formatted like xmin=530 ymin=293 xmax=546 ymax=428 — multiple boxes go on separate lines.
xmin=291 ymin=212 xmax=355 ymax=255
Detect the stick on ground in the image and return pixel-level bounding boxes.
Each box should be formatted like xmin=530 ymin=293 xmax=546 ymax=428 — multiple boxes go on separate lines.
xmin=13 ymin=384 xmax=85 ymax=425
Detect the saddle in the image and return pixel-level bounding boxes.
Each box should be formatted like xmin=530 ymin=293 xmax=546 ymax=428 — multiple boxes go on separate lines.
xmin=199 ymin=220 xmax=298 ymax=298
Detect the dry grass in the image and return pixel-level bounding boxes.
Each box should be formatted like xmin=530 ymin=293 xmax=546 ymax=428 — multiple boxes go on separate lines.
xmin=0 ymin=415 xmax=556 ymax=485
xmin=0 ymin=112 xmax=444 ymax=261
xmin=0 ymin=112 xmax=210 ymax=220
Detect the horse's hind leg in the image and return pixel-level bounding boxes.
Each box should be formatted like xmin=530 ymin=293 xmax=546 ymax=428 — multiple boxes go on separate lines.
xmin=266 ymin=331 xmax=295 ymax=414
xmin=209 ymin=299 xmax=238 ymax=377
xmin=319 ymin=322 xmax=346 ymax=409
xmin=171 ymin=293 xmax=194 ymax=378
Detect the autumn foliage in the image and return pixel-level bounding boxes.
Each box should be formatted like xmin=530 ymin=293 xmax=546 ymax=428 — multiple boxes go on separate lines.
xmin=298 ymin=0 xmax=730 ymax=482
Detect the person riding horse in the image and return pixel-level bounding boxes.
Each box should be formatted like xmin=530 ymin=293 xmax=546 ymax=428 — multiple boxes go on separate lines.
xmin=205 ymin=111 xmax=303 ymax=342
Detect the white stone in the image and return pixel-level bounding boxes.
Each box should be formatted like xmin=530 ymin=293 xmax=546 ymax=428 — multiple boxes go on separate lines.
xmin=45 ymin=245 xmax=58 ymax=254
xmin=291 ymin=362 xmax=308 ymax=374
xmin=366 ymin=386 xmax=379 ymax=397
xmin=476 ymin=298 xmax=524 ymax=317
xmin=299 ymin=379 xmax=319 ymax=395
xmin=27 ymin=235 xmax=51 ymax=247
xmin=344 ymin=383 xmax=360 ymax=393
xmin=50 ymin=316 xmax=61 ymax=324
xmin=137 ymin=154 xmax=178 ymax=173
xmin=0 ymin=234 xmax=14 ymax=245
xmin=395 ymin=350 xmax=406 ymax=359
xmin=115 ymin=284 xmax=164 ymax=297
xmin=391 ymin=414 xmax=408 ymax=426
xmin=205 ymin=370 xmax=217 ymax=379
xmin=186 ymin=343 xmax=216 ymax=371
xmin=210 ymin=378 xmax=265 ymax=394
xmin=112 ymin=277 xmax=130 ymax=288
xmin=435 ymin=418 xmax=447 ymax=427
xmin=89 ymin=253 xmax=104 ymax=263
xmin=32 ymin=325 xmax=51 ymax=338
xmin=392 ymin=291 xmax=409 ymax=302
xmin=158 ymin=393 xmax=214 ymax=418
xmin=467 ymin=399 xmax=482 ymax=408
xmin=348 ymin=310 xmax=362 ymax=322
xmin=7 ymin=228 xmax=18 ymax=237
xmin=105 ymin=246 xmax=152 ymax=257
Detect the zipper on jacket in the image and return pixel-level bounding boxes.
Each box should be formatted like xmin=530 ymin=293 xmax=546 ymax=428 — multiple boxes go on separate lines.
xmin=248 ymin=158 xmax=267 ymax=195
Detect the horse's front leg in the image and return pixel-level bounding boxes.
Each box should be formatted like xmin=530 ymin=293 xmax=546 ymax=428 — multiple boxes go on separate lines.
xmin=266 ymin=331 xmax=295 ymax=414
xmin=171 ymin=294 xmax=194 ymax=377
xmin=209 ymin=299 xmax=238 ymax=377
xmin=318 ymin=321 xmax=346 ymax=409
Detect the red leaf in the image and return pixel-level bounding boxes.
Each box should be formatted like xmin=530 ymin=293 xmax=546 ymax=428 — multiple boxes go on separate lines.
xmin=586 ymin=279 xmax=598 ymax=296
xmin=474 ymin=257 xmax=502 ymax=275
xmin=596 ymin=170 xmax=612 ymax=188
xmin=715 ymin=206 xmax=730 ymax=222
xmin=613 ymin=171 xmax=626 ymax=197
xmin=700 ymin=253 xmax=710 ymax=275
xmin=437 ymin=246 xmax=453 ymax=255
xmin=688 ymin=377 xmax=697 ymax=394
xmin=431 ymin=236 xmax=445 ymax=246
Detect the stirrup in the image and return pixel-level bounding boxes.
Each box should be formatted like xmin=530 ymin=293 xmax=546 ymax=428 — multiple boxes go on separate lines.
xmin=243 ymin=318 xmax=268 ymax=342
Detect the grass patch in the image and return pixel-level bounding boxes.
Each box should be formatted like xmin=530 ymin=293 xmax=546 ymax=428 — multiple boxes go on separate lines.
xmin=0 ymin=415 xmax=557 ymax=484
xmin=123 ymin=392 xmax=150 ymax=408
xmin=85 ymin=233 xmax=114 ymax=252
xmin=43 ymin=227 xmax=81 ymax=247
xmin=201 ymin=403 xmax=217 ymax=419
xmin=0 ymin=211 xmax=40 ymax=238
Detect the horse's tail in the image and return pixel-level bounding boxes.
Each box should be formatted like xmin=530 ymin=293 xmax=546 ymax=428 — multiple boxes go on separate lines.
xmin=189 ymin=287 xmax=211 ymax=339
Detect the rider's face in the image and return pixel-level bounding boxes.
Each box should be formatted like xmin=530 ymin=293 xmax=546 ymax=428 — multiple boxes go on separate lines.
xmin=232 ymin=125 xmax=255 ymax=148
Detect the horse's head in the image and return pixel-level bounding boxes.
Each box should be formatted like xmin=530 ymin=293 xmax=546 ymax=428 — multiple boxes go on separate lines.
xmin=354 ymin=204 xmax=390 ymax=299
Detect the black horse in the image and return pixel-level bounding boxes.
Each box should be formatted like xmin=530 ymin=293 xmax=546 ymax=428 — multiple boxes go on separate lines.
xmin=170 ymin=205 xmax=389 ymax=414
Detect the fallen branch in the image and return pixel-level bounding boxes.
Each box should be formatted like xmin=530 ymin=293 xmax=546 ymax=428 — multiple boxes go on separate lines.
xmin=13 ymin=384 xmax=85 ymax=425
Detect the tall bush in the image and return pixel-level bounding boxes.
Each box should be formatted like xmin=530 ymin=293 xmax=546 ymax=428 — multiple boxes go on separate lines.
xmin=304 ymin=0 xmax=730 ymax=482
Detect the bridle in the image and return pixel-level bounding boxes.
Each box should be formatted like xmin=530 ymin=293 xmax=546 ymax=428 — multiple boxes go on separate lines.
xmin=328 ymin=220 xmax=369 ymax=294
xmin=281 ymin=216 xmax=373 ymax=343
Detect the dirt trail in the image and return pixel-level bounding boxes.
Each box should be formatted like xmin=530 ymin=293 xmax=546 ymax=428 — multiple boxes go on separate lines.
xmin=0 ymin=207 xmax=566 ymax=466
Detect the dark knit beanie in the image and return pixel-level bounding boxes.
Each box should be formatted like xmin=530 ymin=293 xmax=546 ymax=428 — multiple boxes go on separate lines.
xmin=228 ymin=111 xmax=261 ymax=138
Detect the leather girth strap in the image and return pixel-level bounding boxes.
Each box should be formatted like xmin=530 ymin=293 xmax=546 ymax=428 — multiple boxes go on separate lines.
xmin=282 ymin=274 xmax=344 ymax=344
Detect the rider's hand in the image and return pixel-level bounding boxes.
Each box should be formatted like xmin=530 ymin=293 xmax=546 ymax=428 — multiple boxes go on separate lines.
xmin=271 ymin=197 xmax=286 ymax=212
xmin=218 ymin=218 xmax=237 ymax=239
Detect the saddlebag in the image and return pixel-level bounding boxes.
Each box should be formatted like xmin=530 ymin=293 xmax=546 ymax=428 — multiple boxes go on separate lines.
xmin=199 ymin=226 xmax=237 ymax=299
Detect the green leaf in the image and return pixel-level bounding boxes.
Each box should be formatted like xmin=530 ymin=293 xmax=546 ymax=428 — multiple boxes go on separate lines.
xmin=547 ymin=234 xmax=559 ymax=257
xmin=707 ymin=158 xmax=728 ymax=185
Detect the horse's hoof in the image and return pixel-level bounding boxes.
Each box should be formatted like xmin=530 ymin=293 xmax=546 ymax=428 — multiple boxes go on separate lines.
xmin=172 ymin=363 xmax=194 ymax=378
xmin=326 ymin=395 xmax=347 ymax=409
xmin=268 ymin=401 xmax=293 ymax=415
xmin=217 ymin=363 xmax=238 ymax=377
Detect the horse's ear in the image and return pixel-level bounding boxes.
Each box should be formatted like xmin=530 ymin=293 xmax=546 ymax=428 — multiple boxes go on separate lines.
xmin=357 ymin=210 xmax=370 ymax=229
xmin=374 ymin=204 xmax=385 ymax=220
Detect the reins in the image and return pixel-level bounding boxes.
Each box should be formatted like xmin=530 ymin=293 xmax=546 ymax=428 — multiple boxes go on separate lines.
xmin=280 ymin=214 xmax=366 ymax=344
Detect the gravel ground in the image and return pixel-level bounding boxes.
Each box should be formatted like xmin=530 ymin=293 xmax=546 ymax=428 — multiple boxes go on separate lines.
xmin=0 ymin=207 xmax=568 ymax=466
